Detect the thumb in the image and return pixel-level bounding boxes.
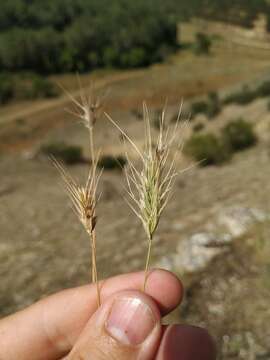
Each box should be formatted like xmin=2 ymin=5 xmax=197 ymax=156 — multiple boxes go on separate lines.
xmin=68 ymin=290 xmax=162 ymax=360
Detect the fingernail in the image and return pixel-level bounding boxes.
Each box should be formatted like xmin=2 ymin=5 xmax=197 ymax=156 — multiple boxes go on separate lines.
xmin=106 ymin=296 xmax=156 ymax=346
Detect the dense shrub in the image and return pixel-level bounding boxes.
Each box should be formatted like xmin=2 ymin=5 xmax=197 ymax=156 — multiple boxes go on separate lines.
xmin=223 ymin=86 xmax=255 ymax=105
xmin=41 ymin=142 xmax=83 ymax=164
xmin=98 ymin=155 xmax=126 ymax=170
xmin=191 ymin=92 xmax=221 ymax=118
xmin=221 ymin=119 xmax=257 ymax=151
xmin=184 ymin=133 xmax=231 ymax=166
xmin=223 ymin=81 xmax=270 ymax=106
xmin=256 ymin=80 xmax=270 ymax=97
xmin=191 ymin=100 xmax=209 ymax=117
xmin=193 ymin=33 xmax=212 ymax=55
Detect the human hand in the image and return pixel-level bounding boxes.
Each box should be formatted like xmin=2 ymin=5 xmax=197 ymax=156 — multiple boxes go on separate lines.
xmin=0 ymin=269 xmax=216 ymax=359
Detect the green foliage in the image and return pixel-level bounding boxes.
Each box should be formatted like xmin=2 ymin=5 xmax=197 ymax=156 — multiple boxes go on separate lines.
xmin=1 ymin=1 xmax=269 ymax=74
xmin=184 ymin=133 xmax=231 ymax=166
xmin=191 ymin=92 xmax=221 ymax=119
xmin=121 ymin=48 xmax=148 ymax=68
xmin=0 ymin=28 xmax=63 ymax=73
xmin=185 ymin=119 xmax=257 ymax=166
xmin=0 ymin=72 xmax=58 ymax=103
xmin=221 ymin=119 xmax=257 ymax=152
xmin=98 ymin=155 xmax=126 ymax=170
xmin=41 ymin=142 xmax=83 ymax=164
xmin=193 ymin=33 xmax=212 ymax=55
xmin=256 ymin=80 xmax=270 ymax=97
xmin=1 ymin=0 xmax=268 ymax=74
xmin=191 ymin=100 xmax=209 ymax=116
xmin=223 ymin=86 xmax=256 ymax=105
xmin=0 ymin=0 xmax=178 ymax=74
xmin=18 ymin=74 xmax=58 ymax=99
xmin=30 ymin=76 xmax=58 ymax=98
xmin=0 ymin=73 xmax=14 ymax=104
xmin=224 ymin=81 xmax=270 ymax=106
xmin=0 ymin=0 xmax=268 ymax=32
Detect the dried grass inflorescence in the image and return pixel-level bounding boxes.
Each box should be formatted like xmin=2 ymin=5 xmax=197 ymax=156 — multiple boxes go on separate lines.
xmin=54 ymin=81 xmax=102 ymax=306
xmin=52 ymin=159 xmax=101 ymax=233
xmin=106 ymin=102 xmax=185 ymax=290
xmin=55 ymin=76 xmax=186 ymax=302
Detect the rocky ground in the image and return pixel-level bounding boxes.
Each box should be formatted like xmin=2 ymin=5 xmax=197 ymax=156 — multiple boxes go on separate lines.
xmin=1 ymin=130 xmax=270 ymax=358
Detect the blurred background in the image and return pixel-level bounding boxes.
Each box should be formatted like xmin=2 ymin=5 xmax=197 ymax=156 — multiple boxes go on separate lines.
xmin=0 ymin=1 xmax=270 ymax=358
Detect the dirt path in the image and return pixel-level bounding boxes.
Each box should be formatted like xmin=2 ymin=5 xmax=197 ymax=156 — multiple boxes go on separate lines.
xmin=0 ymin=70 xmax=145 ymax=126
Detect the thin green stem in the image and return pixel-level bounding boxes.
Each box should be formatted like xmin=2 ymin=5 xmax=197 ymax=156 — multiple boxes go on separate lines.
xmin=143 ymin=234 xmax=153 ymax=292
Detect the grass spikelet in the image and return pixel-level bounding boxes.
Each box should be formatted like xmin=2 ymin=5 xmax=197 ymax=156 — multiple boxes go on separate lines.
xmin=106 ymin=102 xmax=185 ymax=291
xmin=54 ymin=80 xmax=102 ymax=306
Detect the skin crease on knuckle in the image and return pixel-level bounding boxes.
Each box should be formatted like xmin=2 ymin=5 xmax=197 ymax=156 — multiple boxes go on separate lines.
xmin=69 ymin=346 xmax=136 ymax=360
xmin=68 ymin=332 xmax=138 ymax=360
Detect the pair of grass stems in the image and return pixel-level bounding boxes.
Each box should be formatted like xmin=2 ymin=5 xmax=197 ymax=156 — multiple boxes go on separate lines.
xmin=55 ymin=85 xmax=184 ymax=306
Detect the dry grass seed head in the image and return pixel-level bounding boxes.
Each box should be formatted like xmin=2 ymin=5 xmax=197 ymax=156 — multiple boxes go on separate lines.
xmin=106 ymin=102 xmax=185 ymax=239
xmin=52 ymin=157 xmax=102 ymax=233
xmin=60 ymin=78 xmax=102 ymax=130
xmin=55 ymin=80 xmax=105 ymax=231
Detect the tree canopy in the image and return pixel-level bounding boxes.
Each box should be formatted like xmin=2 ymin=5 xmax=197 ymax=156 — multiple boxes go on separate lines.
xmin=0 ymin=0 xmax=179 ymax=73
xmin=0 ymin=0 xmax=269 ymax=74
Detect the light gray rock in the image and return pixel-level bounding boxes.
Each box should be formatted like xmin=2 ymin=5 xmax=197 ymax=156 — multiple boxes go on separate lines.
xmin=217 ymin=206 xmax=267 ymax=237
xmin=156 ymin=206 xmax=268 ymax=275
xmin=174 ymin=232 xmax=232 ymax=273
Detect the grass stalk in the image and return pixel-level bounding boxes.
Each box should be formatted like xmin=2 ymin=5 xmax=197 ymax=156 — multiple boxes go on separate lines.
xmin=88 ymin=123 xmax=100 ymax=305
xmin=55 ymin=81 xmax=102 ymax=307
xmin=143 ymin=234 xmax=153 ymax=291
xmin=90 ymin=230 xmax=101 ymax=306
